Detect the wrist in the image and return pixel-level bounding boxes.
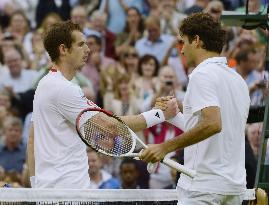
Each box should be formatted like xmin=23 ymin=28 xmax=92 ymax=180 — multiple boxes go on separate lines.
xmin=167 ymin=112 xmax=185 ymax=131
xmin=142 ymin=109 xmax=165 ymax=128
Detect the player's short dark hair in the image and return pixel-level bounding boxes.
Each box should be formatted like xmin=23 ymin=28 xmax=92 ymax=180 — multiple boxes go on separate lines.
xmin=43 ymin=20 xmax=82 ymax=62
xmin=179 ymin=13 xmax=226 ymax=54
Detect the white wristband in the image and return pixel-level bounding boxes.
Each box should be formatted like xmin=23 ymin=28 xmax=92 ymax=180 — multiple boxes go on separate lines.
xmin=167 ymin=112 xmax=185 ymax=131
xmin=30 ymin=176 xmax=35 ymax=188
xmin=142 ymin=109 xmax=165 ymax=128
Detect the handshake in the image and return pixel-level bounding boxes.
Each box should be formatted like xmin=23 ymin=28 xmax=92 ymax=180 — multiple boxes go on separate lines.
xmin=154 ymin=96 xmax=180 ymax=121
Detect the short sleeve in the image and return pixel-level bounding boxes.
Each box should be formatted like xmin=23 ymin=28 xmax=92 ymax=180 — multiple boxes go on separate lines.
xmin=57 ymin=83 xmax=98 ymax=125
xmin=188 ymin=72 xmax=220 ymax=114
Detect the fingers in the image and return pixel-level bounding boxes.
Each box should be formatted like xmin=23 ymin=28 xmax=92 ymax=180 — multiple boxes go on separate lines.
xmin=154 ymin=96 xmax=175 ymax=111
xmin=140 ymin=145 xmax=163 ymax=163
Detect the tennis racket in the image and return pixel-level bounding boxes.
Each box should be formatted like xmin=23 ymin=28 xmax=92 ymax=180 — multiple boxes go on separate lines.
xmin=76 ymin=107 xmax=196 ymax=178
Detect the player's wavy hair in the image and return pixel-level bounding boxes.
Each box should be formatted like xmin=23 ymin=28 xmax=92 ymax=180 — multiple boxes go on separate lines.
xmin=43 ymin=20 xmax=82 ymax=62
xmin=179 ymin=13 xmax=226 ymax=54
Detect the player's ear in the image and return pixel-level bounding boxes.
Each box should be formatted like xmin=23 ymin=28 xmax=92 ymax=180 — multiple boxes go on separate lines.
xmin=59 ymin=44 xmax=67 ymax=56
xmin=193 ymin=35 xmax=204 ymax=49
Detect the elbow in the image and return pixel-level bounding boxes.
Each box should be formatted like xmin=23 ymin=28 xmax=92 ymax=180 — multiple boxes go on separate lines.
xmin=211 ymin=121 xmax=222 ymax=134
xmin=205 ymin=121 xmax=222 ymax=135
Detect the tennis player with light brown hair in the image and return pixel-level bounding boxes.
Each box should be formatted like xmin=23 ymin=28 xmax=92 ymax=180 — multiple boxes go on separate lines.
xmin=27 ymin=20 xmax=178 ymax=189
xmin=141 ymin=13 xmax=250 ymax=205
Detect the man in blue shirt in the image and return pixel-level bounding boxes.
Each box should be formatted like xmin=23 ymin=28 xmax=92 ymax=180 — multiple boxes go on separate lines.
xmin=135 ymin=16 xmax=175 ymax=64
xmin=0 ymin=116 xmax=26 ymax=173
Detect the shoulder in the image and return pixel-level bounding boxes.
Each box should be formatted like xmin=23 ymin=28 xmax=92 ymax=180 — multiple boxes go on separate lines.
xmin=135 ymin=37 xmax=147 ymax=45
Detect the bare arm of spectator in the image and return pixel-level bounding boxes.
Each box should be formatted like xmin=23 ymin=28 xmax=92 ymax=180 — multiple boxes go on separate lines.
xmin=119 ymin=0 xmax=129 ymax=12
xmin=162 ymin=39 xmax=177 ymax=66
xmin=27 ymin=123 xmax=35 ymax=178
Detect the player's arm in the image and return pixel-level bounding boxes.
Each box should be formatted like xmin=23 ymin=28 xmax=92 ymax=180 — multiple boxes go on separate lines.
xmin=27 ymin=122 xmax=35 ymax=180
xmin=163 ymin=106 xmax=221 ymax=152
xmin=141 ymin=106 xmax=222 ymax=162
xmin=120 ymin=98 xmax=179 ymax=132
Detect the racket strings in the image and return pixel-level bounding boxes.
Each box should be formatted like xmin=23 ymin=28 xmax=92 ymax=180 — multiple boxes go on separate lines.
xmin=80 ymin=113 xmax=134 ymax=156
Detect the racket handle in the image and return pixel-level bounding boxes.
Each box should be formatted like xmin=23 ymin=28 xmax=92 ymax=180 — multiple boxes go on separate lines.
xmin=123 ymin=153 xmax=140 ymax=158
xmin=162 ymin=158 xmax=196 ymax=178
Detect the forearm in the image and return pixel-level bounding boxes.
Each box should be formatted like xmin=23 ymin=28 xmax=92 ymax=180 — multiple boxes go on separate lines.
xmin=121 ymin=114 xmax=147 ymax=132
xmin=27 ymin=123 xmax=35 ymax=177
xmin=163 ymin=121 xmax=221 ymax=153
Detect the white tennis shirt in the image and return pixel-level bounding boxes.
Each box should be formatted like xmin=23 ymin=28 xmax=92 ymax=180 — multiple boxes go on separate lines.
xmin=32 ymin=70 xmax=98 ymax=188
xmin=177 ymin=57 xmax=250 ymax=194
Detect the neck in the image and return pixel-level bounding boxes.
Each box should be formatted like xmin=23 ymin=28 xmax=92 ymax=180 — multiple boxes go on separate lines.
xmin=54 ymin=61 xmax=76 ymax=81
xmin=11 ymin=71 xmax=21 ymax=79
xmin=195 ymin=51 xmax=220 ymax=66
xmin=90 ymin=171 xmax=102 ymax=183
xmin=143 ymin=76 xmax=152 ymax=81
xmin=121 ymin=94 xmax=129 ymax=102
xmin=122 ymin=182 xmax=137 ymax=189
xmin=236 ymin=65 xmax=249 ymax=79
xmin=5 ymin=143 xmax=18 ymax=151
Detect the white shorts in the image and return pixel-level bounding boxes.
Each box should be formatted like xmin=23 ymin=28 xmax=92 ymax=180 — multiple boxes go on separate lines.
xmin=177 ymin=188 xmax=244 ymax=205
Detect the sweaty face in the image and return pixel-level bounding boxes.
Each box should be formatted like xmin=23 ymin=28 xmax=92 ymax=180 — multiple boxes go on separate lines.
xmin=66 ymin=31 xmax=90 ymax=70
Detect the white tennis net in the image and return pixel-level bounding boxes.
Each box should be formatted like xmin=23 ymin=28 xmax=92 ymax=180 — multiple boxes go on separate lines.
xmin=0 ymin=188 xmax=256 ymax=205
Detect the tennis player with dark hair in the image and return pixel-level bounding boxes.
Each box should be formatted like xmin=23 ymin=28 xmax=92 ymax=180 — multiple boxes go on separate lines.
xmin=27 ymin=21 xmax=178 ymax=189
xmin=141 ymin=13 xmax=250 ymax=205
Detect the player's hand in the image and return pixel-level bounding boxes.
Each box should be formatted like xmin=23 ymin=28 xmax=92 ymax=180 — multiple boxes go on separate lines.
xmin=154 ymin=96 xmax=173 ymax=110
xmin=140 ymin=144 xmax=167 ymax=163
xmin=155 ymin=97 xmax=179 ymax=120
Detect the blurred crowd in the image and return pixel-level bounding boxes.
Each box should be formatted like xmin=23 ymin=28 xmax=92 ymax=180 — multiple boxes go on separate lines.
xmin=0 ymin=0 xmax=268 ymax=190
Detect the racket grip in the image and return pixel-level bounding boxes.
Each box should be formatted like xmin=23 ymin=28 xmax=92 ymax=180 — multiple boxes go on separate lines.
xmin=162 ymin=158 xmax=196 ymax=178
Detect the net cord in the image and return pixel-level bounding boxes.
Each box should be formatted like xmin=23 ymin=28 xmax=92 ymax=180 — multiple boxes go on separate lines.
xmin=0 ymin=189 xmax=256 ymax=202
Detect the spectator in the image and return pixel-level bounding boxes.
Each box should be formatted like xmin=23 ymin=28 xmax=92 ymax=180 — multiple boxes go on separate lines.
xmin=35 ymin=0 xmax=71 ymax=28
xmin=28 ymin=30 xmax=50 ymax=71
xmin=246 ymin=123 xmax=263 ymax=159
xmin=144 ymin=0 xmax=161 ymax=17
xmin=0 ymin=116 xmax=26 ymax=173
xmin=134 ymin=54 xmax=159 ymax=104
xmin=235 ymin=47 xmax=267 ymax=106
xmin=118 ymin=47 xmax=139 ymax=90
xmin=6 ymin=10 xmax=29 ymax=45
xmin=70 ymin=6 xmax=91 ymax=37
xmin=104 ymin=74 xmax=140 ymax=116
xmin=0 ymin=48 xmax=37 ymax=93
xmin=184 ymin=0 xmax=211 ymax=15
xmin=160 ymin=0 xmax=186 ymax=35
xmin=120 ymin=158 xmax=140 ymax=189
xmin=88 ymin=11 xmax=116 ymax=59
xmin=23 ymin=12 xmax=62 ymax=57
xmin=0 ymin=47 xmax=37 ymax=94
xmin=99 ymin=0 xmax=143 ymax=34
xmin=203 ymin=0 xmax=224 ymax=22
xmin=143 ymin=66 xmax=185 ymax=112
xmin=87 ymin=149 xmax=120 ymax=189
xmin=74 ymin=0 xmax=100 ymax=16
xmin=81 ymin=34 xmax=115 ymax=96
xmin=135 ymin=16 xmax=175 ymax=65
xmin=38 ymin=12 xmax=62 ymax=32
xmin=0 ymin=90 xmax=15 ymax=142
xmin=115 ymin=7 xmax=144 ymax=57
